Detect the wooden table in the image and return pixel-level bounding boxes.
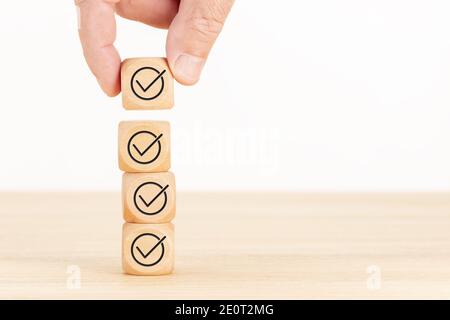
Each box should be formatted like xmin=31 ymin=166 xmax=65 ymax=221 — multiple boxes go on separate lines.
xmin=0 ymin=192 xmax=449 ymax=299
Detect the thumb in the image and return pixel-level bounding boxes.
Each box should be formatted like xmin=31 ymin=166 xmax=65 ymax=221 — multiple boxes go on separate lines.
xmin=166 ymin=0 xmax=234 ymax=85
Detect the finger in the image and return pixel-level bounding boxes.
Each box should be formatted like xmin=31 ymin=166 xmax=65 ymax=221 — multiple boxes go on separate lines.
xmin=77 ymin=0 xmax=121 ymax=96
xmin=166 ymin=0 xmax=234 ymax=85
xmin=115 ymin=0 xmax=179 ymax=29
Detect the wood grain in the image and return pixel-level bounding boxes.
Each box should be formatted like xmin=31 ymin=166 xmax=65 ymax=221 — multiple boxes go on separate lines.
xmin=0 ymin=192 xmax=449 ymax=299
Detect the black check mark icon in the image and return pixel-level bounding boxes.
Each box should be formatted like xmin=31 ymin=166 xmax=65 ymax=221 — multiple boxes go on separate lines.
xmin=132 ymin=133 xmax=163 ymax=157
xmin=138 ymin=185 xmax=169 ymax=208
xmin=136 ymin=236 xmax=167 ymax=259
xmin=136 ymin=70 xmax=166 ymax=92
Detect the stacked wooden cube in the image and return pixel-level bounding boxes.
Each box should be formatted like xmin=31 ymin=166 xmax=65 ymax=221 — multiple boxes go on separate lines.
xmin=118 ymin=58 xmax=175 ymax=276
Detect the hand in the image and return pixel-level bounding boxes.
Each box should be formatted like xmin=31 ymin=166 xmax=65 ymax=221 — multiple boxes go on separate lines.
xmin=76 ymin=0 xmax=234 ymax=96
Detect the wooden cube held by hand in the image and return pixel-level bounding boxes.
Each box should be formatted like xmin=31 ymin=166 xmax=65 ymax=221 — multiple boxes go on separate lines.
xmin=121 ymin=57 xmax=174 ymax=110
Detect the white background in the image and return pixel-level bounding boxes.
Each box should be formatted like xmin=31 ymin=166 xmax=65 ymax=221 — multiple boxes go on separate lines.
xmin=0 ymin=1 xmax=449 ymax=191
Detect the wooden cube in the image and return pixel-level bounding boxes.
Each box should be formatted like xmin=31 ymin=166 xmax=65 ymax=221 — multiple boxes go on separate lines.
xmin=122 ymin=223 xmax=174 ymax=276
xmin=121 ymin=57 xmax=174 ymax=110
xmin=122 ymin=172 xmax=176 ymax=224
xmin=118 ymin=121 xmax=170 ymax=173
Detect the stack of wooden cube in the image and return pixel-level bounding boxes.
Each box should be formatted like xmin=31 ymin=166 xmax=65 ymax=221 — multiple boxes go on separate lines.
xmin=118 ymin=58 xmax=175 ymax=276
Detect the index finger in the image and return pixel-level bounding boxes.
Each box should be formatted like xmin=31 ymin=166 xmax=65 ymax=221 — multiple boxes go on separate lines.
xmin=77 ymin=0 xmax=121 ymax=96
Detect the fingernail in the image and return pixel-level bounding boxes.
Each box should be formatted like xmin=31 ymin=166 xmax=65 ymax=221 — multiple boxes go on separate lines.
xmin=174 ymin=54 xmax=205 ymax=84
xmin=75 ymin=4 xmax=81 ymax=30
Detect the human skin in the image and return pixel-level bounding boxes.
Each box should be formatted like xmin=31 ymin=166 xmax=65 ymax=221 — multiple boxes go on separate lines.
xmin=76 ymin=0 xmax=235 ymax=96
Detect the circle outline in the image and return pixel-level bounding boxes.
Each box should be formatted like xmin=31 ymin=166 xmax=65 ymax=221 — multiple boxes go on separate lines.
xmin=131 ymin=233 xmax=165 ymax=267
xmin=127 ymin=130 xmax=162 ymax=165
xmin=130 ymin=67 xmax=165 ymax=101
xmin=133 ymin=181 xmax=168 ymax=216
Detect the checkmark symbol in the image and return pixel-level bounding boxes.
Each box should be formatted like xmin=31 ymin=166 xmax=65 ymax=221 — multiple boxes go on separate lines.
xmin=135 ymin=70 xmax=166 ymax=93
xmin=136 ymin=236 xmax=167 ymax=259
xmin=138 ymin=185 xmax=169 ymax=208
xmin=132 ymin=133 xmax=163 ymax=157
